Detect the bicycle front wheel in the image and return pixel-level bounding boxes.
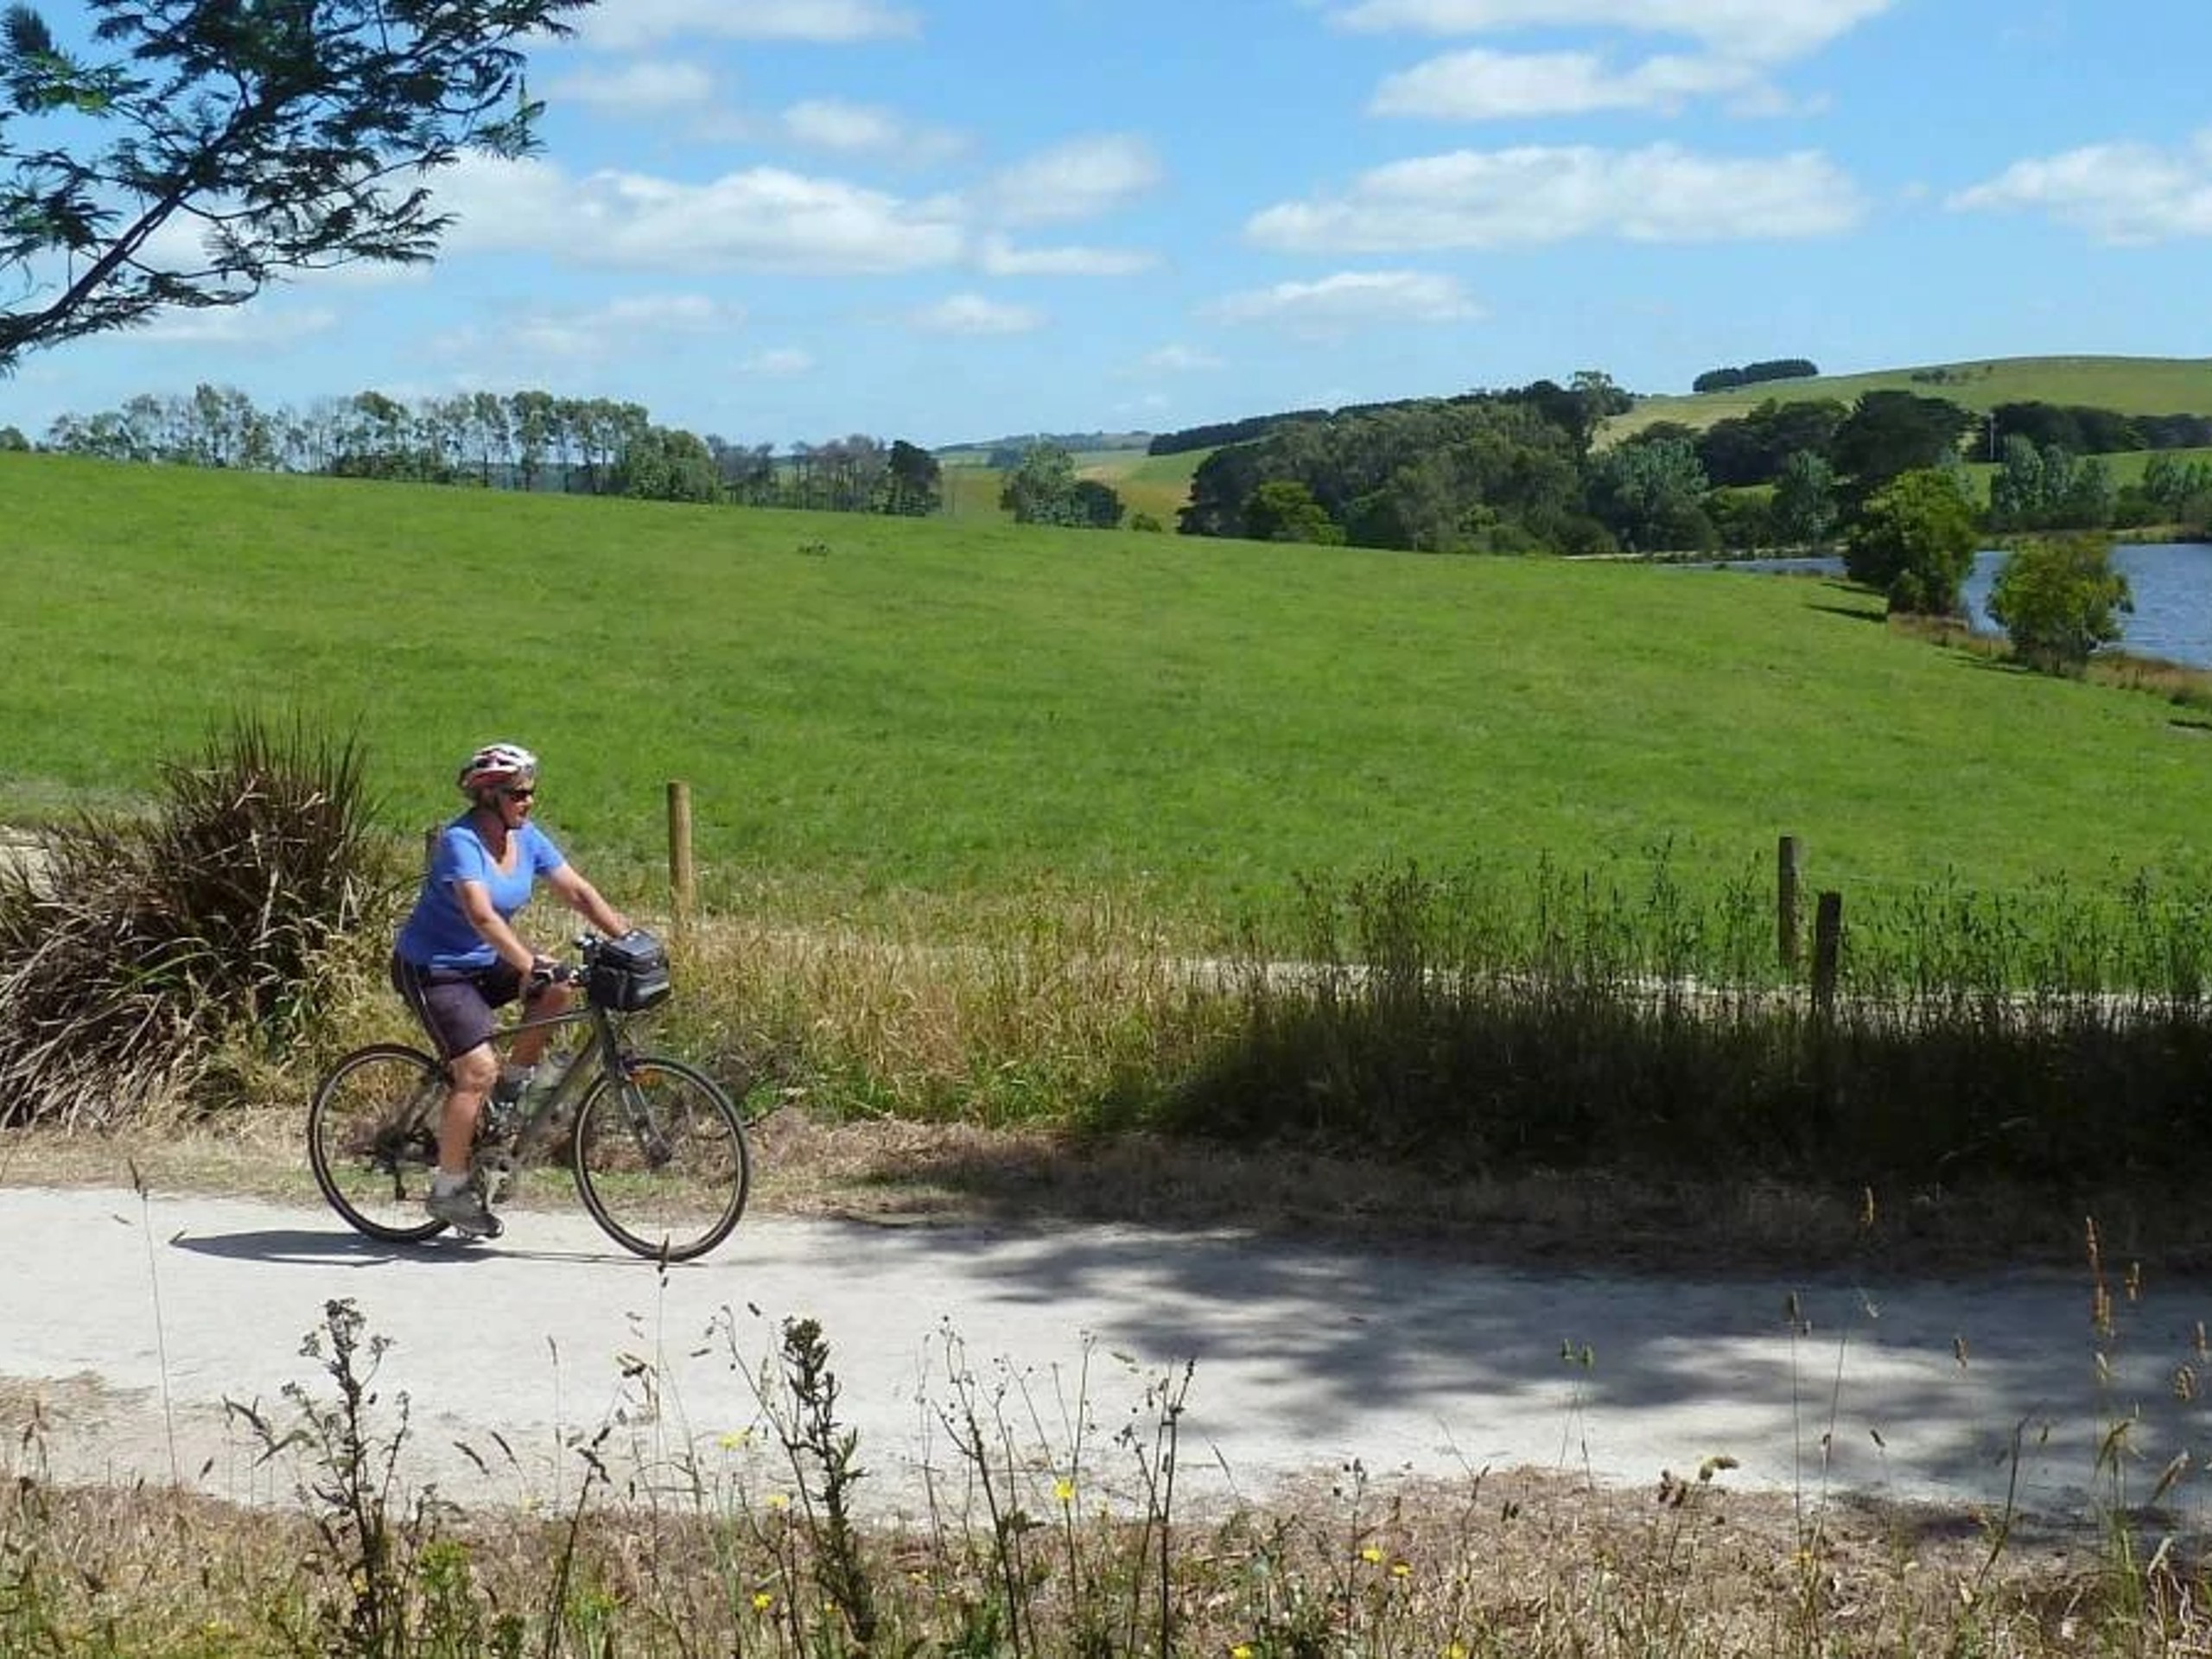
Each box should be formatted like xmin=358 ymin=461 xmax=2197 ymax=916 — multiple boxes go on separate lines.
xmin=308 ymin=1044 xmax=450 ymax=1243
xmin=571 ymin=1054 xmax=751 ymax=1261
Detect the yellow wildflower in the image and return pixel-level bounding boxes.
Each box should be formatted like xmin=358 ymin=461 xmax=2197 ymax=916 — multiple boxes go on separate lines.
xmin=752 ymin=1591 xmax=773 ymax=1612
xmin=1359 ymin=1545 xmax=1383 ymax=1565
xmin=1054 ymin=1477 xmax=1076 ymax=1504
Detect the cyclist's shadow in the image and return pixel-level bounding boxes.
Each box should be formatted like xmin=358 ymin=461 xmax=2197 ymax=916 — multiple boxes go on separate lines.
xmin=167 ymin=1229 xmax=634 ymax=1268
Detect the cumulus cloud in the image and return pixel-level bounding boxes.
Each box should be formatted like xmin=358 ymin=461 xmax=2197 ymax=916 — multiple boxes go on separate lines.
xmin=1140 ymin=343 xmax=1225 ymax=371
xmin=742 ymin=347 xmax=816 ymax=377
xmin=780 ymin=99 xmax=966 ymax=165
xmin=986 ymin=135 xmax=1162 ymax=225
xmin=1372 ymin=47 xmax=1760 ymax=118
xmin=435 ymin=156 xmax=965 ymax=274
xmin=976 ymin=235 xmax=1156 ymax=276
xmin=1325 ymin=0 xmax=1895 ymax=64
xmin=504 ymin=294 xmax=741 ymax=361
xmin=137 ymin=304 xmax=340 ymax=346
xmin=912 ymin=293 xmax=1045 ymax=334
xmin=1338 ymin=0 xmax=1891 ymax=118
xmin=1207 ymin=270 xmax=1481 ymax=334
xmin=545 ymin=60 xmax=715 ymax=111
xmin=577 ymin=0 xmax=918 ymax=51
xmin=1949 ymin=132 xmax=2212 ymax=244
xmin=1248 ymin=143 xmax=1863 ymax=250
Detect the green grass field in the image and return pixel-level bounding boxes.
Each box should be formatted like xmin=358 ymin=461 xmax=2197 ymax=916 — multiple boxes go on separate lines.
xmin=7 ymin=452 xmax=2211 ymax=923
xmin=1605 ymin=353 xmax=2212 ymax=445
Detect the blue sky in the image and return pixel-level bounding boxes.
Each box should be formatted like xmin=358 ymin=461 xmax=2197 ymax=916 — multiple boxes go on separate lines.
xmin=8 ymin=0 xmax=2212 ymax=451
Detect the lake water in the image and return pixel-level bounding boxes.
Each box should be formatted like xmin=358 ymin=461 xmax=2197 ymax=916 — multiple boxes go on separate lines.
xmin=1690 ymin=543 xmax=2212 ymax=671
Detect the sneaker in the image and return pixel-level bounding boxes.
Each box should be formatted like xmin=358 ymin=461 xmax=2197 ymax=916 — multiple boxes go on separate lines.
xmin=425 ymin=1184 xmax=501 ymax=1237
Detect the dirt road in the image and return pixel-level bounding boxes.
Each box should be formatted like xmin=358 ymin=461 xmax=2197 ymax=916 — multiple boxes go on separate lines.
xmin=3 ymin=1183 xmax=2208 ymax=1526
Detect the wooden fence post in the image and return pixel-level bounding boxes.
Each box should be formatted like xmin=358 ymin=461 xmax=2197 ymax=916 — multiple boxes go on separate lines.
xmin=666 ymin=780 xmax=696 ymax=935
xmin=1811 ymin=890 xmax=1843 ymax=1015
xmin=1777 ymin=835 xmax=1802 ymax=973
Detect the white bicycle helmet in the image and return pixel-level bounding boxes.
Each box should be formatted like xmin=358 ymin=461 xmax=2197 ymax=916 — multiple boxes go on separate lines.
xmin=457 ymin=741 xmax=538 ymax=794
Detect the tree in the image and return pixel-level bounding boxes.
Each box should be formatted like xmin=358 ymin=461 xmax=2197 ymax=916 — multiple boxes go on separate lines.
xmin=1844 ymin=467 xmax=1980 ymax=614
xmin=1243 ymin=479 xmax=1343 ymax=544
xmin=612 ymin=424 xmax=720 ymax=504
xmin=0 ymin=0 xmax=589 ymax=372
xmin=1000 ymin=442 xmax=1080 ymax=525
xmin=0 ymin=422 xmax=25 ymax=449
xmin=880 ymin=440 xmax=942 ymax=517
xmin=1770 ymin=449 xmax=1837 ymax=547
xmin=1830 ymin=391 xmax=1974 ymax=491
xmin=1987 ymin=534 xmax=2132 ymax=674
xmin=1586 ymin=435 xmax=1713 ymax=554
xmin=1071 ymin=478 xmax=1124 ymax=529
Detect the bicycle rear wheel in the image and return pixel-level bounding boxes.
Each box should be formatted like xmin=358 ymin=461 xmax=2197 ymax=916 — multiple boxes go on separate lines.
xmin=308 ymin=1044 xmax=450 ymax=1243
xmin=571 ymin=1054 xmax=750 ymax=1261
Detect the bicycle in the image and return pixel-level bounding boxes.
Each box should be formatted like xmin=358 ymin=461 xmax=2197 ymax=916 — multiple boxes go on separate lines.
xmin=307 ymin=929 xmax=750 ymax=1262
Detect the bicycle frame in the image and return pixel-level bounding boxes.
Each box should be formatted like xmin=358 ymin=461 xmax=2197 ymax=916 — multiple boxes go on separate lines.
xmin=476 ymin=994 xmax=638 ymax=1162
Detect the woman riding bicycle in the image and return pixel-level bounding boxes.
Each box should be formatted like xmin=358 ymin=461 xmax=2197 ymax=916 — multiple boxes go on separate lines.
xmin=391 ymin=741 xmax=632 ymax=1235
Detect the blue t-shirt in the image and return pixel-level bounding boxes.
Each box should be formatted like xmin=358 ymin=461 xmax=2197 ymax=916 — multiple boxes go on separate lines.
xmin=396 ymin=817 xmax=568 ymax=971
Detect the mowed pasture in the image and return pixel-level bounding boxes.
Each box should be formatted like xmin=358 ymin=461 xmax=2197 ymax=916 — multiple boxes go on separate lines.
xmin=5 ymin=451 xmax=2209 ymax=926
xmin=1605 ymin=353 xmax=2212 ymax=444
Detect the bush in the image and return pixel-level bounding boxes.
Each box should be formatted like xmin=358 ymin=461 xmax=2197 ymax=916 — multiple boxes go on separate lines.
xmin=1988 ymin=534 xmax=2133 ymax=674
xmin=0 ymin=715 xmax=398 ymax=1128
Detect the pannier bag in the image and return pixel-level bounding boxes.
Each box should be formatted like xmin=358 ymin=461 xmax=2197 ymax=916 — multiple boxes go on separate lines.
xmin=589 ymin=928 xmax=672 ymax=1011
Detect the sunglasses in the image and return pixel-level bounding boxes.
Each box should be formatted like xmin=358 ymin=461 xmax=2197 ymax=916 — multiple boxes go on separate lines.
xmin=500 ymin=786 xmax=537 ymax=802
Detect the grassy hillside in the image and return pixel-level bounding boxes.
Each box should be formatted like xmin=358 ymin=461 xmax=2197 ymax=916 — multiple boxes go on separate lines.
xmin=5 ymin=453 xmax=2209 ymax=922
xmin=1074 ymin=446 xmax=1205 ymax=524
xmin=1605 ymin=354 xmax=2212 ymax=446
xmin=935 ymin=448 xmax=1206 ymax=526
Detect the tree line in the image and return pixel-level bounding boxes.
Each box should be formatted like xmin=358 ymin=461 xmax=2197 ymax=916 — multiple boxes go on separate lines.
xmin=29 ymin=384 xmax=951 ymax=516
xmin=1176 ymin=384 xmax=2212 ymax=562
xmin=1690 ymin=358 xmax=1820 ymax=393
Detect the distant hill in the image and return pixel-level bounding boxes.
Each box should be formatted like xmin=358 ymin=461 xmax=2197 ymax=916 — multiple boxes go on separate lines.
xmin=1603 ymin=355 xmax=2212 ymax=447
xmin=937 ymin=430 xmax=1152 ymax=464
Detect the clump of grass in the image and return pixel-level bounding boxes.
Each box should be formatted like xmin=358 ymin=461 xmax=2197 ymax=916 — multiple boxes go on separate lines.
xmin=0 ymin=713 xmax=399 ymax=1128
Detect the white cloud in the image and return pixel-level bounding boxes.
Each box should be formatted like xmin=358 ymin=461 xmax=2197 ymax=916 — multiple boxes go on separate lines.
xmin=1948 ymin=132 xmax=2212 ymax=244
xmin=546 ymin=60 xmax=715 ymax=111
xmin=502 ymin=294 xmax=741 ymax=361
xmin=435 ymin=156 xmax=966 ymax=274
xmin=1140 ymin=343 xmax=1225 ymax=372
xmin=1372 ymin=48 xmax=1760 ymax=118
xmin=742 ymin=347 xmax=816 ymax=377
xmin=1325 ymin=0 xmax=1895 ymax=65
xmin=577 ymin=0 xmax=919 ymax=51
xmin=912 ymin=293 xmax=1045 ymax=334
xmin=1248 ymin=143 xmax=1863 ymax=250
xmin=977 ymin=235 xmax=1156 ymax=276
xmin=987 ymin=135 xmax=1162 ymax=225
xmin=137 ymin=305 xmax=340 ymax=346
xmin=1208 ymin=270 xmax=1481 ymax=334
xmin=780 ymin=99 xmax=965 ymax=165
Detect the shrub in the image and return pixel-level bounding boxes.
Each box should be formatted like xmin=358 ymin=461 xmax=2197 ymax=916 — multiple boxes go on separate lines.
xmin=0 ymin=714 xmax=398 ymax=1128
xmin=1989 ymin=534 xmax=2133 ymax=675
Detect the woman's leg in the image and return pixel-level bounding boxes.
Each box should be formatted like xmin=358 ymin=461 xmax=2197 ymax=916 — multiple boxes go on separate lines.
xmin=437 ymin=1041 xmax=499 ymax=1178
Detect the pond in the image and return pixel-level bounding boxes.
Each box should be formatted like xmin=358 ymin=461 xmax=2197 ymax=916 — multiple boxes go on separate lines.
xmin=1687 ymin=543 xmax=2212 ymax=671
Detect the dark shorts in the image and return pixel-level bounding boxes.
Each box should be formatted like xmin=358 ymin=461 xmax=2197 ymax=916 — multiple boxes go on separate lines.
xmin=390 ymin=953 xmax=524 ymax=1059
